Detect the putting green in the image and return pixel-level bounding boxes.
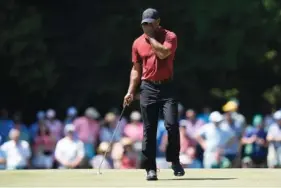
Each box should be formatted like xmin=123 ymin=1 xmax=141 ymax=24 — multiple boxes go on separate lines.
xmin=0 ymin=169 xmax=280 ymax=187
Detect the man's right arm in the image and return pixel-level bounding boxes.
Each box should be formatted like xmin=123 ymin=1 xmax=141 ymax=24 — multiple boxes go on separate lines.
xmin=127 ymin=62 xmax=141 ymax=95
xmin=195 ymin=127 xmax=206 ymax=150
xmin=266 ymin=126 xmax=275 ymax=142
xmin=124 ymin=41 xmax=142 ymax=106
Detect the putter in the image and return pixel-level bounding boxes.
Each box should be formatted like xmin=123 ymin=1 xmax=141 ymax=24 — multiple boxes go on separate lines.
xmin=97 ymin=106 xmax=127 ymax=175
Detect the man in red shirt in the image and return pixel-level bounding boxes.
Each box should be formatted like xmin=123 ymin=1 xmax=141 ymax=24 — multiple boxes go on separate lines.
xmin=123 ymin=8 xmax=185 ymax=180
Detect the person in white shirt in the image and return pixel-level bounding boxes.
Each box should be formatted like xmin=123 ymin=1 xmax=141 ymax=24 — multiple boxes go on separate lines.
xmin=266 ymin=110 xmax=281 ymax=168
xmin=196 ymin=111 xmax=235 ymax=168
xmin=1 ymin=128 xmax=31 ymax=169
xmin=55 ymin=124 xmax=85 ymax=169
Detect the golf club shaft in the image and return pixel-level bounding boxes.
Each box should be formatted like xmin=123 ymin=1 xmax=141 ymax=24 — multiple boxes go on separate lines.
xmin=98 ymin=106 xmax=126 ymax=173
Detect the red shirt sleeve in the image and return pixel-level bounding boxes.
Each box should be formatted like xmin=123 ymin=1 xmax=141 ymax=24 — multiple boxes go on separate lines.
xmin=163 ymin=32 xmax=177 ymax=53
xmin=132 ymin=40 xmax=141 ymax=63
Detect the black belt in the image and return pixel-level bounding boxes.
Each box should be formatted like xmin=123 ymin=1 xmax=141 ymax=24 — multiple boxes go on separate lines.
xmin=144 ymin=78 xmax=172 ymax=85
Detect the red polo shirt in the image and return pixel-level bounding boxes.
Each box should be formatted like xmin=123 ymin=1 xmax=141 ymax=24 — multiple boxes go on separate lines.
xmin=132 ymin=27 xmax=177 ymax=81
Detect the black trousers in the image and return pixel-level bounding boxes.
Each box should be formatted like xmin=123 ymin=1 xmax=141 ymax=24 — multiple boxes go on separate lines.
xmin=140 ymin=80 xmax=180 ymax=171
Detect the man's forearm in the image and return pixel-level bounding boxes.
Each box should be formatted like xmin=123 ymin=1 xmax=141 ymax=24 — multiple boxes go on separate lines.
xmin=127 ymin=67 xmax=141 ymax=94
xmin=149 ymin=37 xmax=170 ymax=59
xmin=72 ymin=157 xmax=83 ymax=167
xmin=267 ymin=136 xmax=274 ymax=142
xmin=56 ymin=156 xmax=69 ymax=166
xmin=196 ymin=136 xmax=206 ymax=150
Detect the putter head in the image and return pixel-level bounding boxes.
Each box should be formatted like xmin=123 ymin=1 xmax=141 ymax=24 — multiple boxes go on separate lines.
xmin=96 ymin=171 xmax=102 ymax=175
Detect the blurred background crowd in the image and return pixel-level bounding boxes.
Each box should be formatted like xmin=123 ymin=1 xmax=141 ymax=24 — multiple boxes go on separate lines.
xmin=0 ymin=98 xmax=281 ymax=170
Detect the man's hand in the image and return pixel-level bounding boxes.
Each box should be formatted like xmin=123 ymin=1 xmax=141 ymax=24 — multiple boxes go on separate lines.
xmin=62 ymin=161 xmax=72 ymax=168
xmin=123 ymin=93 xmax=134 ymax=107
xmin=69 ymin=162 xmax=79 ymax=169
xmin=275 ymin=136 xmax=281 ymax=142
xmin=251 ymin=135 xmax=257 ymax=143
xmin=256 ymin=138 xmax=265 ymax=145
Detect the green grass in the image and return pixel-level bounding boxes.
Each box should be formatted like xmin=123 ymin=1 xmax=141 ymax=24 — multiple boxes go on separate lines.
xmin=0 ymin=169 xmax=280 ymax=187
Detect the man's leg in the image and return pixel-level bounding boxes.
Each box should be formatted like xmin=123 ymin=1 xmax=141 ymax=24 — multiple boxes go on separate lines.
xmin=162 ymin=98 xmax=180 ymax=163
xmin=162 ymin=97 xmax=185 ymax=176
xmin=139 ymin=81 xmax=160 ymax=178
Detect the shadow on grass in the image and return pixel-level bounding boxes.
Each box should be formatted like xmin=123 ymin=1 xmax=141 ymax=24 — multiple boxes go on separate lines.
xmin=159 ymin=178 xmax=237 ymax=181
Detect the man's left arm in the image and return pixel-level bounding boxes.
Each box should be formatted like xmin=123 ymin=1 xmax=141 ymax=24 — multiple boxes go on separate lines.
xmin=149 ymin=32 xmax=177 ymax=60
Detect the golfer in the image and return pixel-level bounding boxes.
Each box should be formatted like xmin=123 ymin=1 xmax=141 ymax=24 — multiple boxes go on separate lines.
xmin=123 ymin=8 xmax=185 ymax=180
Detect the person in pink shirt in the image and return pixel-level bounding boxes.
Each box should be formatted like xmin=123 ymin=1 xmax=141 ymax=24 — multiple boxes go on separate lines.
xmin=179 ymin=109 xmax=205 ymax=165
xmin=73 ymin=107 xmax=100 ymax=159
xmin=32 ymin=121 xmax=56 ymax=169
xmin=120 ymin=137 xmax=137 ymax=169
xmin=45 ymin=109 xmax=63 ymax=141
xmin=179 ymin=123 xmax=189 ymax=153
xmin=123 ymin=111 xmax=143 ymax=142
xmin=179 ymin=109 xmax=205 ymax=147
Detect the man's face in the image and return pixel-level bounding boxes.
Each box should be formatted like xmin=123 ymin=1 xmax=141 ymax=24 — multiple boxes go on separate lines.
xmin=141 ymin=20 xmax=159 ymax=34
xmin=66 ymin=131 xmax=74 ymax=138
xmin=186 ymin=110 xmax=195 ymax=120
xmin=10 ymin=130 xmax=20 ymax=141
xmin=225 ymin=112 xmax=233 ymax=123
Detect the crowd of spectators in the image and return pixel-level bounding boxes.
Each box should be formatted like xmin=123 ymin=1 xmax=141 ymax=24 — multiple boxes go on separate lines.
xmin=0 ymin=98 xmax=281 ymax=170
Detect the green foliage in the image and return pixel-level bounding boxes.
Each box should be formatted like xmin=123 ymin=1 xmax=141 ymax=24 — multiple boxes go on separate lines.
xmin=263 ymin=85 xmax=281 ymax=110
xmin=1 ymin=0 xmax=281 ymax=119
xmin=0 ymin=2 xmax=59 ymax=96
xmin=210 ymin=88 xmax=239 ymax=100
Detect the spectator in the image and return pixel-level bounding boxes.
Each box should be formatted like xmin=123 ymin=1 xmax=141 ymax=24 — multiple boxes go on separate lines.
xmin=155 ymin=118 xmax=169 ymax=169
xmin=180 ymin=147 xmax=202 ymax=168
xmin=109 ymin=107 xmax=127 ymax=133
xmin=73 ymin=107 xmax=100 ymax=160
xmin=99 ymin=112 xmax=121 ymax=142
xmin=45 ymin=109 xmax=63 ymax=141
xmin=178 ymin=103 xmax=185 ymax=121
xmin=266 ymin=110 xmax=281 ymax=168
xmin=32 ymin=121 xmax=56 ymax=169
xmin=220 ymin=112 xmax=243 ymax=167
xmin=264 ymin=113 xmax=275 ymax=131
xmin=196 ymin=111 xmax=234 ymax=168
xmin=241 ymin=114 xmax=267 ymax=168
xmin=120 ymin=137 xmax=137 ymax=169
xmin=54 ymin=124 xmax=85 ymax=169
xmin=0 ymin=148 xmax=6 ymax=169
xmin=197 ymin=106 xmax=211 ymax=123
xmin=123 ymin=111 xmax=143 ymax=142
xmin=180 ymin=109 xmax=205 ymax=164
xmin=111 ymin=141 xmax=124 ymax=169
xmin=91 ymin=142 xmax=113 ymax=169
xmin=29 ymin=111 xmax=45 ymax=143
xmin=1 ymin=129 xmax=31 ymax=169
xmin=178 ymin=122 xmax=201 ymax=168
xmin=222 ymin=99 xmax=246 ymax=129
xmin=0 ymin=108 xmax=13 ymax=144
xmin=180 ymin=109 xmax=205 ymax=148
xmin=64 ymin=107 xmax=78 ymax=124
xmin=12 ymin=113 xmax=30 ymax=142
xmin=156 ymin=118 xmax=167 ymax=157
xmin=178 ymin=122 xmax=189 ymax=154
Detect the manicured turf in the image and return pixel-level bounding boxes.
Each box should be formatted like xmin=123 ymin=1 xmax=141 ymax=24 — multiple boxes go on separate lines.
xmin=0 ymin=169 xmax=280 ymax=187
